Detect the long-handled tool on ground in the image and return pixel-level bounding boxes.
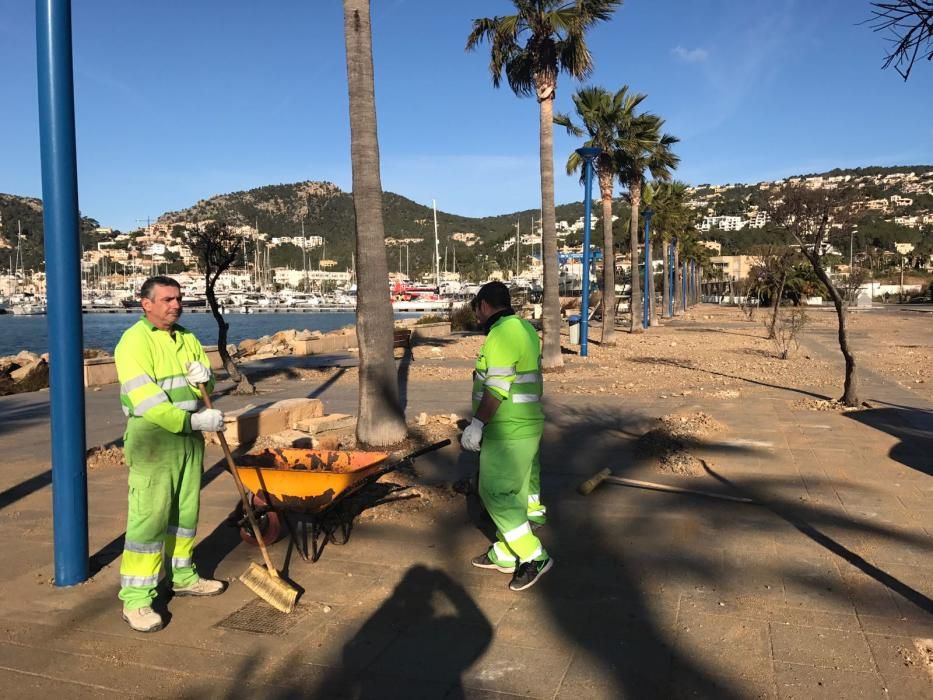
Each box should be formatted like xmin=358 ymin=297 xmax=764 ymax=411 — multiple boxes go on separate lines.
xmin=198 ymin=384 xmax=299 ymax=613
xmin=578 ymin=467 xmax=756 ymax=504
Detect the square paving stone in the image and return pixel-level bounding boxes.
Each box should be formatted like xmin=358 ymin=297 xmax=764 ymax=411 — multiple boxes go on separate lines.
xmin=773 ymin=662 xmax=888 ymax=699
xmin=769 ymin=623 xmax=874 ymax=671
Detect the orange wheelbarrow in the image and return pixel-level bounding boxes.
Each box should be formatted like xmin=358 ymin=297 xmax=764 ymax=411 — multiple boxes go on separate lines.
xmin=232 ymin=439 xmax=450 ymax=562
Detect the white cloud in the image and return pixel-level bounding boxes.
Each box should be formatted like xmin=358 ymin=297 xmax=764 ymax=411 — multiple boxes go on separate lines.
xmin=672 ymin=45 xmax=709 ymax=63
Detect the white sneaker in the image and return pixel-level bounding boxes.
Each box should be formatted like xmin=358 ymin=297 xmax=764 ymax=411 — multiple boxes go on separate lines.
xmin=122 ymin=606 xmax=163 ymax=633
xmin=173 ymin=578 xmax=226 ymax=597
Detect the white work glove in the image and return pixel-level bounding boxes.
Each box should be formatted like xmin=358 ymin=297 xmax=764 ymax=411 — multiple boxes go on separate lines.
xmin=191 ymin=408 xmax=225 ymax=433
xmin=185 ymin=361 xmax=211 ymax=386
xmin=460 ymin=418 xmax=484 ymax=452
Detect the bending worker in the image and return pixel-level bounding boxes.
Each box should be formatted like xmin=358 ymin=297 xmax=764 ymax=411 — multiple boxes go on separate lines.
xmin=115 ymin=276 xmax=227 ymax=633
xmin=461 ymin=281 xmax=551 ymax=591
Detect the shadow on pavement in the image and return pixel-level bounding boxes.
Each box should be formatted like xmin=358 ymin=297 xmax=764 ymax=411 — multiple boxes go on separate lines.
xmin=632 ymin=355 xmax=833 ymax=401
xmin=844 ymin=404 xmax=933 ymax=477
xmin=310 ymin=565 xmax=492 ymax=698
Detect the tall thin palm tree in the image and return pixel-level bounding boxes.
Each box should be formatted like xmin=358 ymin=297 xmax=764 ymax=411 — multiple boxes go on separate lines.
xmin=646 ymin=180 xmax=690 ymax=320
xmin=466 ymin=0 xmax=623 ymax=368
xmin=343 ymin=0 xmax=406 ymax=446
xmin=615 ymin=113 xmax=679 ymax=332
xmin=555 ymin=84 xmax=645 ymax=346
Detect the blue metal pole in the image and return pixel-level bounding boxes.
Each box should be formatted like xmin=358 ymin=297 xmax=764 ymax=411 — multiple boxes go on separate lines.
xmin=575 ymin=147 xmax=599 ymax=357
xmin=683 ymin=258 xmax=688 ymax=309
xmin=36 ymin=0 xmax=88 ymax=586
xmin=668 ymin=238 xmax=675 ymax=317
xmin=642 ymin=211 xmax=653 ymax=329
xmin=580 ymin=161 xmax=593 ymax=357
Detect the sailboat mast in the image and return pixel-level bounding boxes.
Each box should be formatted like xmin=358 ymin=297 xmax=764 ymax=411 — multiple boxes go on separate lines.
xmin=432 ymin=200 xmax=440 ymax=289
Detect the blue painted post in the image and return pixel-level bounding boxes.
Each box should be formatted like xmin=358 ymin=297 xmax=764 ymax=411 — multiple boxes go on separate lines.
xmin=668 ymin=238 xmax=676 ymax=317
xmin=683 ymin=259 xmax=688 ymax=309
xmin=575 ymin=147 xmax=600 ymax=358
xmin=642 ymin=210 xmax=653 ymax=329
xmin=36 ymin=0 xmax=89 ymax=586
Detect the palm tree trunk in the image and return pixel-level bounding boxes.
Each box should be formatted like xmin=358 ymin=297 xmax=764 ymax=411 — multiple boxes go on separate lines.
xmin=628 ymin=178 xmax=642 ymax=333
xmin=673 ymin=245 xmax=682 ymax=315
xmin=662 ymin=238 xmax=670 ymax=319
xmin=343 ymin=0 xmax=406 ymax=446
xmin=537 ymin=86 xmax=563 ymax=368
xmin=598 ymin=169 xmax=615 ymax=345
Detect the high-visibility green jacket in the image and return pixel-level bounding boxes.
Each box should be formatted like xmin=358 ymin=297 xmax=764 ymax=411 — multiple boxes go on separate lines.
xmin=115 ymin=317 xmax=214 ymax=434
xmin=472 ymin=312 xmax=544 ymax=440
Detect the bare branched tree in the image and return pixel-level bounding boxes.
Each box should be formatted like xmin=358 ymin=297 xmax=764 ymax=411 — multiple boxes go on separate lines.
xmin=748 ymin=245 xmax=798 ymax=339
xmin=868 ymin=1 xmax=933 ymax=79
xmin=770 ymin=186 xmax=860 ymax=406
xmin=771 ymin=307 xmax=808 ymax=360
xmin=187 ymin=221 xmax=255 ymax=395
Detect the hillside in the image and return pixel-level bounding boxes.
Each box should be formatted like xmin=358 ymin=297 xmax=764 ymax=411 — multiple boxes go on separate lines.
xmin=2 ymin=164 xmax=930 ymax=276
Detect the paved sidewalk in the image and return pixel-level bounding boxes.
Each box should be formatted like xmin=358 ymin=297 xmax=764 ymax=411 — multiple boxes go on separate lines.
xmin=0 ymin=312 xmax=931 ymax=698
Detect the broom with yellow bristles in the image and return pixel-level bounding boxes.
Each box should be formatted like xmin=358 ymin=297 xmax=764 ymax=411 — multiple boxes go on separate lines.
xmin=199 ymin=385 xmax=299 ymax=613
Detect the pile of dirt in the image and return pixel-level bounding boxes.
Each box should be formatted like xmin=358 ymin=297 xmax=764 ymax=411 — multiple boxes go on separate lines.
xmin=792 ymin=398 xmax=863 ymax=413
xmin=897 ymin=638 xmax=933 ymax=681
xmin=86 ymin=444 xmax=125 ymax=470
xmin=638 ymin=411 xmax=725 ymax=477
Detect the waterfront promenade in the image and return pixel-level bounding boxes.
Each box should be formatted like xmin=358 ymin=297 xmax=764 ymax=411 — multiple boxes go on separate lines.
xmin=0 ymin=307 xmax=930 ymax=698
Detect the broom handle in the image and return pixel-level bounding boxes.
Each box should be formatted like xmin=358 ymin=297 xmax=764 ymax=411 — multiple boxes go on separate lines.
xmin=198 ymin=384 xmax=279 ymax=575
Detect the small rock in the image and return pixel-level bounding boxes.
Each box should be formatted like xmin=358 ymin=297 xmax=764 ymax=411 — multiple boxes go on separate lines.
xmin=417 ymin=412 xmax=428 ymax=426
xmin=322 ymin=605 xmax=332 ymax=614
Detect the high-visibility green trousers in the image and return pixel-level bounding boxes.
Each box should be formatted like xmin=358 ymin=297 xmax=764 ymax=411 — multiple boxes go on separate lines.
xmin=119 ymin=418 xmax=203 ymax=609
xmin=479 ymin=434 xmax=548 ymax=567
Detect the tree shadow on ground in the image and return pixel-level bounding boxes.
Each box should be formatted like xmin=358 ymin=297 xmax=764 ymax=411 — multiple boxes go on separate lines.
xmin=631 ymin=356 xmax=832 ymax=400
xmin=674 ymin=325 xmax=766 ymax=340
xmin=843 ymin=404 xmax=933 ymax=478
xmin=701 ymin=462 xmax=933 ymax=616
xmin=0 ymin=396 xmax=50 ymax=437
xmin=450 ymin=403 xmax=933 ymax=697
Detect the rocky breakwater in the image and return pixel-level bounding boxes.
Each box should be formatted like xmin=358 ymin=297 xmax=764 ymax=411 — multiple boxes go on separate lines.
xmin=0 ymin=351 xmax=50 ymax=396
xmin=233 ymin=326 xmax=358 ymax=361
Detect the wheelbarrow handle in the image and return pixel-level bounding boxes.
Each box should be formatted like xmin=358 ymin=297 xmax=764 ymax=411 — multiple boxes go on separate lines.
xmin=338 ymin=438 xmax=451 ymax=498
xmin=403 ymin=438 xmax=452 ymax=462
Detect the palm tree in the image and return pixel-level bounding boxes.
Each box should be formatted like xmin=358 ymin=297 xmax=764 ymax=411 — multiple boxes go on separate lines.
xmin=555 ymin=85 xmax=645 ymax=346
xmin=616 ymin=113 xmax=679 ymax=332
xmin=466 ymin=0 xmax=623 ymax=368
xmin=646 ymin=181 xmax=690 ymax=320
xmin=343 ymin=0 xmax=407 ymax=446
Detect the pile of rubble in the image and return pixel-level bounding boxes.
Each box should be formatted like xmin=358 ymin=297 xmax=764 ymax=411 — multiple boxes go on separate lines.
xmin=234 ymin=327 xmax=355 ymax=361
xmin=638 ymin=411 xmax=726 ymax=476
xmin=0 ymin=351 xmax=49 ymax=396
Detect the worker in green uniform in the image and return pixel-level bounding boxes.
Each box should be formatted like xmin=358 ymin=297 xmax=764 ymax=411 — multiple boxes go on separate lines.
xmin=115 ymin=276 xmax=227 ymax=632
xmin=461 ymin=281 xmax=552 ymax=591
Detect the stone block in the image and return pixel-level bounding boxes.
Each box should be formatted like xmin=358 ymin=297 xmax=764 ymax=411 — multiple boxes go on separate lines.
xmin=412 ymin=322 xmax=451 ymax=341
xmin=293 ymin=413 xmax=355 ymax=435
xmin=223 ymin=398 xmax=324 ymax=445
xmin=83 ymin=357 xmax=118 ymax=387
xmin=201 ymin=345 xmax=224 ymax=371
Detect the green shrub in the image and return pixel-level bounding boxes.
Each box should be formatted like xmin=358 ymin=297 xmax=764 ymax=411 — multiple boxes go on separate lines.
xmin=415 ymin=314 xmax=447 ymax=326
xmin=449 ymin=304 xmax=477 ymax=331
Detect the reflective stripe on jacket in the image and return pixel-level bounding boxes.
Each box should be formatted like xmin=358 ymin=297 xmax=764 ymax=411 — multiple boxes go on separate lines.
xmin=115 ymin=316 xmax=214 ymax=434
xmin=472 ymin=314 xmax=544 ymax=439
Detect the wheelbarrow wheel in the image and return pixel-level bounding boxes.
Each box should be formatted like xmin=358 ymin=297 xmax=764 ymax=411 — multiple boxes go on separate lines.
xmin=236 ymin=492 xmax=283 ymax=547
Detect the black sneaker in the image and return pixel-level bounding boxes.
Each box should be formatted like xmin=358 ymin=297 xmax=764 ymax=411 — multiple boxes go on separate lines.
xmin=509 ymin=557 xmax=553 ymax=591
xmin=471 ymin=552 xmax=515 ymax=573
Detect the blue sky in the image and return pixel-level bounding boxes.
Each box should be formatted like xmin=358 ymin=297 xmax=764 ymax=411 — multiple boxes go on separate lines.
xmin=1 ymin=0 xmax=931 ymax=232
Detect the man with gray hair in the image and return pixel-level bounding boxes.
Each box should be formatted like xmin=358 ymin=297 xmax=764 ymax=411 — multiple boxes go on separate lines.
xmin=114 ymin=276 xmax=226 ymax=632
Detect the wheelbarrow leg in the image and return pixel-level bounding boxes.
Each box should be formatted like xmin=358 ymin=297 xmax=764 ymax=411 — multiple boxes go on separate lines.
xmin=280 ymin=509 xmax=309 ymax=562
